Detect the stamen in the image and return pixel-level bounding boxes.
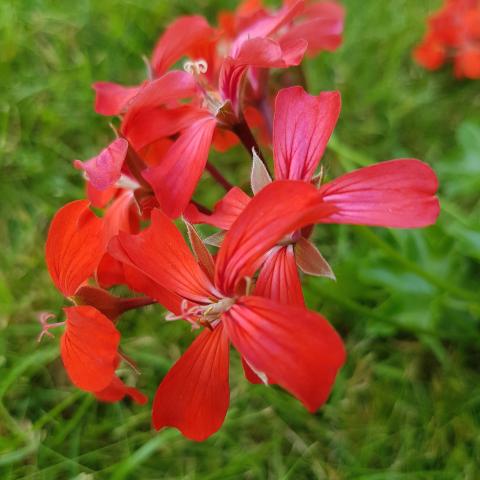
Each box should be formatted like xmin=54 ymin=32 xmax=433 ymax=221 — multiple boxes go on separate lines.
xmin=183 ymin=59 xmax=208 ymax=76
xmin=37 ymin=312 xmax=65 ymax=342
xmin=164 ymin=298 xmax=234 ymax=328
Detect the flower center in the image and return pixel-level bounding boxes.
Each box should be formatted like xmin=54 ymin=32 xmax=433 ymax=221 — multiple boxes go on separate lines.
xmin=166 ymin=297 xmax=235 ymax=329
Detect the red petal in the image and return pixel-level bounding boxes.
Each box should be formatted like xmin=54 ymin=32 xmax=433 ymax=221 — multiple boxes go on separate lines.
xmin=61 ymin=306 xmax=120 ymax=392
xmin=96 ymin=251 xmax=183 ymax=315
xmin=212 ymin=127 xmax=239 ymax=152
xmin=223 ymin=296 xmax=345 ymax=412
xmin=121 ymin=71 xmax=196 ymax=140
xmin=220 ymin=37 xmax=307 ymax=110
xmin=215 ymin=181 xmax=335 ymax=295
xmin=280 ymin=2 xmax=344 ymax=54
xmin=123 ymin=264 xmax=183 ymax=316
xmin=255 ymin=245 xmax=304 ymax=306
xmin=124 ymin=105 xmax=202 ymax=152
xmin=241 ymin=356 xmax=265 ymax=384
xmin=273 ymin=86 xmax=340 ymax=181
xmin=94 ymin=376 xmax=148 ymax=405
xmin=96 ymin=253 xmax=126 ymax=289
xmin=455 ymin=48 xmax=480 ymax=79
xmin=143 ymin=116 xmax=217 ymax=218
xmin=152 ymin=324 xmax=230 ymax=441
xmin=151 ymin=16 xmax=216 ymax=77
xmin=74 ymin=138 xmax=128 ymax=191
xmin=92 ymin=82 xmax=141 ymax=116
xmin=86 ymin=183 xmax=117 ymax=209
xmin=109 ymin=209 xmax=218 ymax=303
xmin=231 ymin=0 xmax=305 ymax=55
xmin=184 ymin=187 xmax=251 ymax=230
xmin=103 ymin=191 xmax=140 ymax=242
xmin=413 ymin=39 xmax=446 ymax=70
xmin=317 ymin=159 xmax=440 ymax=228
xmin=46 ymin=200 xmax=105 ymax=297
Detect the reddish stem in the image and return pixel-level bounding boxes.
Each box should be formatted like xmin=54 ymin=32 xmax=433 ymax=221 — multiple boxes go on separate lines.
xmin=206 ymin=162 xmax=233 ymax=191
xmin=191 ymin=200 xmax=212 ymax=215
xmin=232 ymin=120 xmax=270 ymax=175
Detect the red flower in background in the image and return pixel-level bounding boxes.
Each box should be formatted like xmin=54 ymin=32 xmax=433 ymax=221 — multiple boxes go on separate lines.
xmin=414 ymin=0 xmax=480 ymax=78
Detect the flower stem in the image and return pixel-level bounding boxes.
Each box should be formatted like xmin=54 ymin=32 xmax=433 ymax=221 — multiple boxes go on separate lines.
xmin=191 ymin=200 xmax=212 ymax=215
xmin=206 ymin=162 xmax=233 ymax=191
xmin=125 ymin=144 xmax=151 ymax=189
xmin=232 ymin=119 xmax=270 ymax=175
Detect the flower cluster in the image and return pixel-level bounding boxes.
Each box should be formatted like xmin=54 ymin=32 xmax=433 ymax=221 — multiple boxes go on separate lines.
xmin=414 ymin=0 xmax=480 ymax=78
xmin=43 ymin=0 xmax=440 ymax=441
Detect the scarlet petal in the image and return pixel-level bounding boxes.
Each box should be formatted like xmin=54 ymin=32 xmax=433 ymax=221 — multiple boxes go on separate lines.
xmin=143 ymin=116 xmax=217 ymax=219
xmin=223 ymin=296 xmax=345 ymax=412
xmin=273 ymin=86 xmax=340 ymax=181
xmin=109 ymin=209 xmax=217 ymax=304
xmin=74 ymin=138 xmax=128 ymax=191
xmin=92 ymin=82 xmax=141 ymax=116
xmin=103 ymin=190 xmax=140 ymax=241
xmin=231 ymin=0 xmax=305 ymax=55
xmin=123 ymin=264 xmax=183 ymax=316
xmin=241 ymin=356 xmax=265 ymax=384
xmin=212 ymin=127 xmax=239 ymax=152
xmin=317 ymin=159 xmax=440 ymax=228
xmin=455 ymin=48 xmax=480 ymax=79
xmin=280 ymin=1 xmax=344 ymax=54
xmin=124 ymin=105 xmax=201 ymax=152
xmin=152 ymin=324 xmax=230 ymax=441
xmin=87 ymin=183 xmax=117 ymax=209
xmin=46 ymin=200 xmax=105 ymax=297
xmin=220 ymin=37 xmax=307 ymax=109
xmin=255 ymin=245 xmax=305 ymax=306
xmin=121 ymin=71 xmax=196 ymax=140
xmin=151 ymin=16 xmax=216 ymax=77
xmin=61 ymin=306 xmax=120 ymax=392
xmin=413 ymin=40 xmax=446 ymax=70
xmin=94 ymin=376 xmax=148 ymax=405
xmin=215 ymin=181 xmax=335 ymax=295
xmin=184 ymin=187 xmax=251 ymax=230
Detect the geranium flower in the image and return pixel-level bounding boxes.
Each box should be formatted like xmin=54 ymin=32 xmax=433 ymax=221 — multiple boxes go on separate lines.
xmin=414 ymin=0 xmax=480 ymax=78
xmin=43 ymin=199 xmax=162 ymax=404
xmin=109 ymin=181 xmax=346 ymax=441
xmin=186 ymin=86 xmax=440 ymax=305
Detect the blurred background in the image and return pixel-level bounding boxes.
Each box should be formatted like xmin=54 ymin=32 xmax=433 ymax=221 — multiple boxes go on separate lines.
xmin=1 ymin=0 xmax=480 ymax=478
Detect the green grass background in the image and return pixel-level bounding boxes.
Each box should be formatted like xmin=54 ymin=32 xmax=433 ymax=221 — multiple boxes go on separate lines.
xmin=1 ymin=0 xmax=480 ymax=478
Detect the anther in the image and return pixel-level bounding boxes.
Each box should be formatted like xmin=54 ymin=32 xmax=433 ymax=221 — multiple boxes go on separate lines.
xmin=183 ymin=59 xmax=208 ymax=76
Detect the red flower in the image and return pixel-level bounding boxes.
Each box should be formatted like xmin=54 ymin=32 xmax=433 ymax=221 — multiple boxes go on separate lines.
xmin=89 ymin=2 xmax=344 ymax=218
xmin=44 ymin=200 xmax=151 ymax=404
xmin=186 ymin=86 xmax=440 ymax=305
xmin=414 ymin=0 xmax=480 ymax=78
xmin=109 ymin=181 xmax=345 ymax=441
